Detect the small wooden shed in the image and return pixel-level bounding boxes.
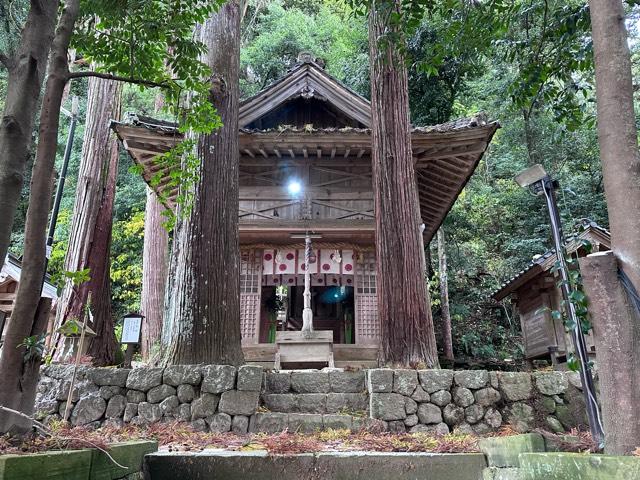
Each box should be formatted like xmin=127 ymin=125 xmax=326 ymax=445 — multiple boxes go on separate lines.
xmin=0 ymin=254 xmax=58 ymax=341
xmin=492 ymin=221 xmax=610 ymax=365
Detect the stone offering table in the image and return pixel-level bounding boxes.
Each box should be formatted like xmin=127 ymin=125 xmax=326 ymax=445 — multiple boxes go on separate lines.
xmin=274 ymin=331 xmax=335 ymax=370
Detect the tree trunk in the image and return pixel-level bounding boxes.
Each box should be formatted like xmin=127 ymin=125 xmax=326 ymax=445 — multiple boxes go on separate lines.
xmin=579 ymin=252 xmax=640 ymax=455
xmin=0 ymin=0 xmax=80 ymax=433
xmin=437 ymin=228 xmax=454 ymax=361
xmin=589 ymin=0 xmax=640 ymax=291
xmin=141 ymin=187 xmax=169 ymax=361
xmin=163 ymin=1 xmax=244 ymax=365
xmin=53 ymin=76 xmax=122 ymax=366
xmin=0 ymin=1 xmax=58 ymax=264
xmin=585 ymin=0 xmax=640 ymax=454
xmin=368 ymin=0 xmax=439 ymax=367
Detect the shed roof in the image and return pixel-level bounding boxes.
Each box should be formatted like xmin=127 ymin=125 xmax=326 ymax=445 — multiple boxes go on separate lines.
xmin=492 ymin=221 xmax=611 ymax=301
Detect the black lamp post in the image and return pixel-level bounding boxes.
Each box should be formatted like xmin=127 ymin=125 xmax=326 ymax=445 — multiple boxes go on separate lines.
xmin=515 ymin=164 xmax=604 ymax=444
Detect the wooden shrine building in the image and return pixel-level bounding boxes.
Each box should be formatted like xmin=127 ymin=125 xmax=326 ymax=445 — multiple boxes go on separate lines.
xmin=113 ymin=56 xmax=498 ymax=367
xmin=0 ymin=254 xmax=58 ymax=344
xmin=492 ymin=221 xmax=610 ymax=366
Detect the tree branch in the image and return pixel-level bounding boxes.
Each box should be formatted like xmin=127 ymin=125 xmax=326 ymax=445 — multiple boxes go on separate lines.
xmin=67 ymin=71 xmax=170 ymax=89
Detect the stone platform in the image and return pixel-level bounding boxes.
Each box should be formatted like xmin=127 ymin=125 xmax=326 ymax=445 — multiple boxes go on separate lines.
xmin=144 ymin=450 xmax=488 ymax=480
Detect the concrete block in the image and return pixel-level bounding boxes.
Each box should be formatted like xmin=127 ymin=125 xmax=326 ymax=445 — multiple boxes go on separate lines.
xmin=0 ymin=449 xmax=93 ymax=480
xmin=478 ymin=433 xmax=546 ymax=468
xmin=89 ymin=440 xmax=158 ymax=480
xmin=519 ymin=452 xmax=640 ymax=480
xmin=483 ymin=467 xmax=524 ymax=480
xmin=144 ymin=451 xmax=488 ymax=480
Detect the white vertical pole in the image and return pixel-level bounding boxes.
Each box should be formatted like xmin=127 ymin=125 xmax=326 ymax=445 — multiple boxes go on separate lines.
xmin=302 ymin=232 xmax=314 ymax=337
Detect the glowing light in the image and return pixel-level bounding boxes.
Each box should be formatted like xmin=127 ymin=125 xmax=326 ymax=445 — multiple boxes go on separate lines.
xmin=287 ymin=180 xmax=302 ymax=195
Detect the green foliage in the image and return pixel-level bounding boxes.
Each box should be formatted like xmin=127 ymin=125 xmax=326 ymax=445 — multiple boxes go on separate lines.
xmin=241 ymin=1 xmax=369 ymax=96
xmin=110 ymin=210 xmax=145 ymax=320
xmin=72 ymin=0 xmax=224 ymax=224
xmin=17 ymin=333 xmax=47 ymax=362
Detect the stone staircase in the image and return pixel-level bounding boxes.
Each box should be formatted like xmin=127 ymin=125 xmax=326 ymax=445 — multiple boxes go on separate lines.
xmin=251 ymin=370 xmax=379 ymax=433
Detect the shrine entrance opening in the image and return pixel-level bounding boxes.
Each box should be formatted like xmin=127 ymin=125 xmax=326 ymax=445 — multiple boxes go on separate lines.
xmin=257 ymin=283 xmax=355 ymax=344
xmin=287 ymin=285 xmax=355 ymax=344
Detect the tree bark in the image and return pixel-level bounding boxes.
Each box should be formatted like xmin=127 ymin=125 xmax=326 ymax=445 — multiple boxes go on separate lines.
xmin=53 ymin=76 xmax=122 ymax=366
xmin=368 ymin=0 xmax=439 ymax=367
xmin=437 ymin=228 xmax=454 ymax=361
xmin=163 ymin=1 xmax=244 ymax=365
xmin=0 ymin=1 xmax=58 ymax=264
xmin=0 ymin=0 xmax=80 ymax=433
xmin=585 ymin=0 xmax=640 ymax=454
xmin=141 ymin=187 xmax=169 ymax=361
xmin=579 ymin=252 xmax=640 ymax=455
xmin=589 ymin=0 xmax=640 ymax=291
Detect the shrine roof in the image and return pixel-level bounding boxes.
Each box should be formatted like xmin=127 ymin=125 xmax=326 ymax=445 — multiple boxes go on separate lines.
xmin=112 ymin=58 xmax=498 ymax=243
xmin=491 ymin=221 xmax=611 ymax=301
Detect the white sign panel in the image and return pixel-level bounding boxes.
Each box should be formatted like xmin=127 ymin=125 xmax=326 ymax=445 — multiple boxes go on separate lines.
xmin=121 ymin=316 xmax=143 ymax=344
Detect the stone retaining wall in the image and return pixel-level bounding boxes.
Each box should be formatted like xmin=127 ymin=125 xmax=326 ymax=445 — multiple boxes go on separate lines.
xmin=34 ymin=366 xmax=587 ymax=435
xmin=366 ymin=368 xmax=587 ymax=435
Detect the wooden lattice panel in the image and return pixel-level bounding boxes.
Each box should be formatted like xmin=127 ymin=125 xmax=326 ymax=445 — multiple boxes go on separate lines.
xmin=240 ymin=293 xmax=260 ymax=344
xmin=355 ymin=252 xmax=379 ymax=344
xmin=240 ymin=250 xmax=262 ymax=344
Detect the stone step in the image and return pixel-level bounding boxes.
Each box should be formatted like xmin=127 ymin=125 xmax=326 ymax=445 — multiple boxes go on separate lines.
xmin=261 ymin=392 xmax=368 ymax=414
xmin=249 ymin=412 xmax=382 ymax=434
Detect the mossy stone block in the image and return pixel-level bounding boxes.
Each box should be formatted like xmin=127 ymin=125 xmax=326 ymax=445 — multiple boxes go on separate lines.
xmin=89 ymin=440 xmax=158 ymax=480
xmin=483 ymin=467 xmax=524 ymax=480
xmin=478 ymin=433 xmax=546 ymax=467
xmin=519 ymin=452 xmax=640 ymax=480
xmin=0 ymin=449 xmax=93 ymax=480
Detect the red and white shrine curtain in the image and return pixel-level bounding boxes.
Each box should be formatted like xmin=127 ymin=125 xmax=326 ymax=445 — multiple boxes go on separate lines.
xmin=262 ymin=249 xmax=355 ymax=287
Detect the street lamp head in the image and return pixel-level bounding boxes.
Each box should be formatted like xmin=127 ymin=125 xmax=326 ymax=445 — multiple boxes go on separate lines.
xmin=514 ymin=164 xmax=548 ymax=189
xmin=287 ymin=180 xmax=302 ymax=196
xmin=71 ymin=96 xmax=79 ymax=116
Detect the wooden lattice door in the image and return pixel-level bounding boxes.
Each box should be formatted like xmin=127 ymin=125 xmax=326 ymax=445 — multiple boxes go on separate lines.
xmin=355 ymin=251 xmax=380 ymax=345
xmin=240 ymin=249 xmax=262 ymax=345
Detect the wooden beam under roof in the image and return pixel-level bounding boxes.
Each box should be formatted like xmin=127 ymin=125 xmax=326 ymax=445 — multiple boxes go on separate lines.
xmin=112 ymin=117 xmax=499 ymax=244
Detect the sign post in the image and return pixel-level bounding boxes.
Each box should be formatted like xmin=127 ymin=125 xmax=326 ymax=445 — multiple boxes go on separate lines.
xmin=121 ymin=313 xmax=144 ymax=368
